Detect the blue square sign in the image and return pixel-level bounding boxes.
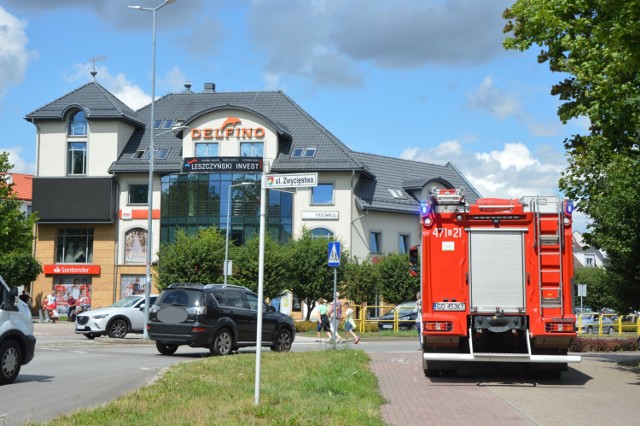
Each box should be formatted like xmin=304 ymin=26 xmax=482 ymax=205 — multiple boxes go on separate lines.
xmin=328 ymin=241 xmax=341 ymax=267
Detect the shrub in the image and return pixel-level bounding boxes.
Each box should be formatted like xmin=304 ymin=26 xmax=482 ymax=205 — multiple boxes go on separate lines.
xmin=570 ymin=337 xmax=638 ymax=352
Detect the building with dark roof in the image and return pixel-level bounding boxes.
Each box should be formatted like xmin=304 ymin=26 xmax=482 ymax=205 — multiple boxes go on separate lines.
xmin=26 ymin=80 xmax=480 ymax=311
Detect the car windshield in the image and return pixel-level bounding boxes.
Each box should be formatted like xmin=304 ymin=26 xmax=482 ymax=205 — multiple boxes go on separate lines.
xmin=111 ymin=296 xmax=141 ymax=308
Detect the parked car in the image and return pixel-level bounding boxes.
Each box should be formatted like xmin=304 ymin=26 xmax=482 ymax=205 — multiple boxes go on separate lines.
xmin=377 ymin=301 xmax=418 ymax=331
xmin=147 ymin=283 xmax=296 ymax=356
xmin=576 ymin=313 xmax=615 ymax=335
xmin=75 ymin=295 xmax=157 ymax=339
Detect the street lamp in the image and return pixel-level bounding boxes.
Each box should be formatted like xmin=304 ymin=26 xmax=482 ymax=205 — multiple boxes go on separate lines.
xmin=224 ymin=182 xmax=255 ymax=285
xmin=128 ymin=0 xmax=177 ymax=339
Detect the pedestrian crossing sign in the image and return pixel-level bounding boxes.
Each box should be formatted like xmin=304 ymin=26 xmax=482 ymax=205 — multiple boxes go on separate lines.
xmin=328 ymin=241 xmax=340 ymax=267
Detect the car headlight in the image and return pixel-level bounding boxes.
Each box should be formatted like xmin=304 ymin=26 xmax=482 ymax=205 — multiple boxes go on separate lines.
xmin=92 ymin=314 xmax=109 ymax=319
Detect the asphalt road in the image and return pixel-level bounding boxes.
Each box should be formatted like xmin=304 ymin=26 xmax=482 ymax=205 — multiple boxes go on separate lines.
xmin=3 ymin=322 xmax=640 ymax=425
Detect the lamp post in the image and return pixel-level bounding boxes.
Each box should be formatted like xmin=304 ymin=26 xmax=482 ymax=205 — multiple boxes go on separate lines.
xmin=224 ymin=182 xmax=254 ymax=285
xmin=128 ymin=0 xmax=177 ymax=339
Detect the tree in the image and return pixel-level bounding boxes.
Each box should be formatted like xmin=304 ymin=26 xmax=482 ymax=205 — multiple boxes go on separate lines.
xmin=503 ymin=1 xmax=640 ymax=310
xmin=287 ymin=232 xmax=347 ymax=320
xmin=342 ymin=255 xmax=379 ymax=305
xmin=0 ymin=252 xmax=42 ymax=288
xmin=0 ymin=152 xmax=40 ymax=286
xmin=156 ymin=227 xmax=226 ymax=290
xmin=376 ymin=253 xmax=419 ymax=305
xmin=574 ymin=267 xmax=617 ymax=311
xmin=230 ymin=233 xmax=291 ymax=300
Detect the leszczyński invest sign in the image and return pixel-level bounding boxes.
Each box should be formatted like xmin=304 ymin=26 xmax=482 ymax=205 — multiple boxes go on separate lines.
xmin=182 ymin=157 xmax=263 ymax=173
xmin=266 ymin=173 xmax=318 ymax=188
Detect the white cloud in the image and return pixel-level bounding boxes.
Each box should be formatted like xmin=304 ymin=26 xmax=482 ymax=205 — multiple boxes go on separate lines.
xmin=400 ymin=140 xmax=566 ymax=199
xmin=0 ymin=7 xmax=36 ymax=100
xmin=67 ymin=64 xmax=150 ymax=110
xmin=0 ymin=146 xmax=35 ymax=174
xmin=468 ymin=76 xmax=521 ymax=119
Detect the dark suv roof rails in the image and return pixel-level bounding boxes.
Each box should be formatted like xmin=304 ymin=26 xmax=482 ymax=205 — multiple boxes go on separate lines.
xmin=168 ymin=283 xmax=203 ymax=288
xmin=203 ymin=283 xmax=247 ymax=290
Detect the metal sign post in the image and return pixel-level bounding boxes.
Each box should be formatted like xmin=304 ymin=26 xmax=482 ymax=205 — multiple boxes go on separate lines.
xmin=328 ymin=241 xmax=340 ymax=349
xmin=577 ymin=284 xmax=587 ymax=312
xmin=255 ymin=171 xmax=318 ymax=406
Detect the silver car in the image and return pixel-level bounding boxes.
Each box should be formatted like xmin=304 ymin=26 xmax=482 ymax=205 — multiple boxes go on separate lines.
xmin=577 ymin=313 xmax=615 ymax=335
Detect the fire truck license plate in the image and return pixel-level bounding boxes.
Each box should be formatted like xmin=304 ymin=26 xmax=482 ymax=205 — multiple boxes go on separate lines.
xmin=433 ymin=302 xmax=466 ymax=311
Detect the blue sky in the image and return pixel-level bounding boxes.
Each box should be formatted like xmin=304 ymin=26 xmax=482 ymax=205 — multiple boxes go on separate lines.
xmin=0 ymin=0 xmax=588 ymax=229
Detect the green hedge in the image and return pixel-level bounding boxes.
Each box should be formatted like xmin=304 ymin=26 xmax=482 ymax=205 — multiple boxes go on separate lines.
xmin=570 ymin=337 xmax=638 ymax=352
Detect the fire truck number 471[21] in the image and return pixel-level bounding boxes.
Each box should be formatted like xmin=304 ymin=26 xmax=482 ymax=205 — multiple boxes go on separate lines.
xmin=417 ymin=188 xmax=580 ymax=378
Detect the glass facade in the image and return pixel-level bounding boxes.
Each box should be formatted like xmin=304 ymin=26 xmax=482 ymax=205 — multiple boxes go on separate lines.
xmin=160 ymin=173 xmax=292 ymax=246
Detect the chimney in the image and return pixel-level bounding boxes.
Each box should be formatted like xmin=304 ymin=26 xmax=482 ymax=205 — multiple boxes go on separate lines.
xmin=183 ymin=81 xmax=192 ymax=93
xmin=203 ymin=82 xmax=216 ymax=93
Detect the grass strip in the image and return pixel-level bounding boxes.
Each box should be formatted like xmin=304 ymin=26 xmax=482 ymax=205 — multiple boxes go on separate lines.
xmin=40 ymin=349 xmax=385 ymax=426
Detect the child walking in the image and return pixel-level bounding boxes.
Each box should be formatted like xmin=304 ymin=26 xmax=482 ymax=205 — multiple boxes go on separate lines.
xmin=343 ymin=302 xmax=360 ymax=344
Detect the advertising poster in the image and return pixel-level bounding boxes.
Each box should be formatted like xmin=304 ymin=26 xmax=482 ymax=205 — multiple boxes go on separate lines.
xmin=121 ymin=274 xmax=147 ymax=298
xmin=125 ymin=228 xmax=146 ymax=263
xmin=51 ymin=276 xmax=92 ymax=315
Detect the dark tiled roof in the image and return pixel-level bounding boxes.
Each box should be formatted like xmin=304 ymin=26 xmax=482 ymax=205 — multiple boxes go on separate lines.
xmin=25 ymin=82 xmax=143 ymax=127
xmin=352 ymin=152 xmax=481 ymax=214
xmin=109 ymin=90 xmax=368 ymax=174
xmin=27 ymin=82 xmax=480 ymax=214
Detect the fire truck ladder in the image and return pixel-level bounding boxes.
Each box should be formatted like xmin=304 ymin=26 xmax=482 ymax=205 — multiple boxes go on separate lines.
xmin=532 ymin=196 xmax=564 ymax=314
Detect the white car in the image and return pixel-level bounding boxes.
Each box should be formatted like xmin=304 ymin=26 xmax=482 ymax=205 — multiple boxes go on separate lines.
xmin=75 ymin=295 xmax=157 ymax=339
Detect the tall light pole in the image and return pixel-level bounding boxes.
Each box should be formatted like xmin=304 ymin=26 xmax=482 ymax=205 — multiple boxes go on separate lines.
xmin=128 ymin=0 xmax=176 ymax=339
xmin=224 ymin=182 xmax=254 ymax=285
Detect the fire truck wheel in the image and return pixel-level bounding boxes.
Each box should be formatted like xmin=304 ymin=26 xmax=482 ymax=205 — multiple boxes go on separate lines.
xmin=424 ymin=368 xmax=440 ymax=377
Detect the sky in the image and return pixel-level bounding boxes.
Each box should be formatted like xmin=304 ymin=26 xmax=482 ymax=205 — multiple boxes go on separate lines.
xmin=0 ymin=0 xmax=589 ymax=230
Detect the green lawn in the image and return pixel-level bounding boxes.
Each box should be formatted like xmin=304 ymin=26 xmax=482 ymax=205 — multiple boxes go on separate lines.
xmin=39 ymin=349 xmax=385 ymax=426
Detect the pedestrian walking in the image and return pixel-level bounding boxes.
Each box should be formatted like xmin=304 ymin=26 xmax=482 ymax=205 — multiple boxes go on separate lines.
xmin=343 ymin=302 xmax=360 ymax=343
xmin=415 ymin=291 xmax=422 ymax=350
xmin=316 ymin=298 xmax=332 ymax=341
xmin=328 ymin=294 xmax=344 ymax=343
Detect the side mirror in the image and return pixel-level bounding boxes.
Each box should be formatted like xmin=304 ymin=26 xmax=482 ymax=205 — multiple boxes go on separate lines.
xmin=9 ymin=286 xmax=19 ymax=308
xmin=268 ymin=305 xmax=276 ymax=313
xmin=139 ymin=304 xmax=146 ymax=311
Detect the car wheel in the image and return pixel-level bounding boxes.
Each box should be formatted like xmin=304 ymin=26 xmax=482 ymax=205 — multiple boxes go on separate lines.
xmin=210 ymin=329 xmax=233 ymax=356
xmin=0 ymin=340 xmax=22 ymax=385
xmin=156 ymin=342 xmax=178 ymax=355
xmin=108 ymin=319 xmax=128 ymax=339
xmin=271 ymin=329 xmax=293 ymax=352
xmin=586 ymin=326 xmax=593 ymax=334
xmin=84 ymin=333 xmax=96 ymax=340
xmin=607 ymin=326 xmax=614 ymax=335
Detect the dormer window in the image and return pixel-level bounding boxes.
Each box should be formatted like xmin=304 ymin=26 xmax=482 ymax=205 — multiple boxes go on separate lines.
xmin=388 ymin=189 xmax=408 ymax=199
xmin=154 ymin=119 xmax=175 ymax=130
xmin=68 ymin=110 xmax=87 ymax=136
xmin=291 ymin=146 xmax=316 ymax=158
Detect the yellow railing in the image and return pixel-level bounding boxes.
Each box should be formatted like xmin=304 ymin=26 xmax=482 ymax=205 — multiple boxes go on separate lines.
xmin=576 ymin=313 xmax=640 ymax=336
xmin=357 ymin=304 xmax=417 ymax=333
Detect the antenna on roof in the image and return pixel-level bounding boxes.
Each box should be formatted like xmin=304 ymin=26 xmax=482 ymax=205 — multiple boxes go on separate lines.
xmin=88 ymin=56 xmax=107 ymax=81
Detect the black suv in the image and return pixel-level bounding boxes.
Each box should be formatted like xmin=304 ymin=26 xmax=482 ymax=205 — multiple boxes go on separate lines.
xmin=147 ymin=283 xmax=295 ymax=356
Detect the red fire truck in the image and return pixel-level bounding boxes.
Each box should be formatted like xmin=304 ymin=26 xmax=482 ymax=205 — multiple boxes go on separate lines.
xmin=418 ymin=188 xmax=580 ymax=378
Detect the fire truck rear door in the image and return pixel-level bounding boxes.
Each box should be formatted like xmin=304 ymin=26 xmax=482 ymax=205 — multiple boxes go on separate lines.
xmin=469 ymin=230 xmax=525 ymax=313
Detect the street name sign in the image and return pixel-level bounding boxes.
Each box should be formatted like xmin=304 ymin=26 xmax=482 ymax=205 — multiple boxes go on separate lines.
xmin=266 ymin=173 xmax=318 ymax=188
